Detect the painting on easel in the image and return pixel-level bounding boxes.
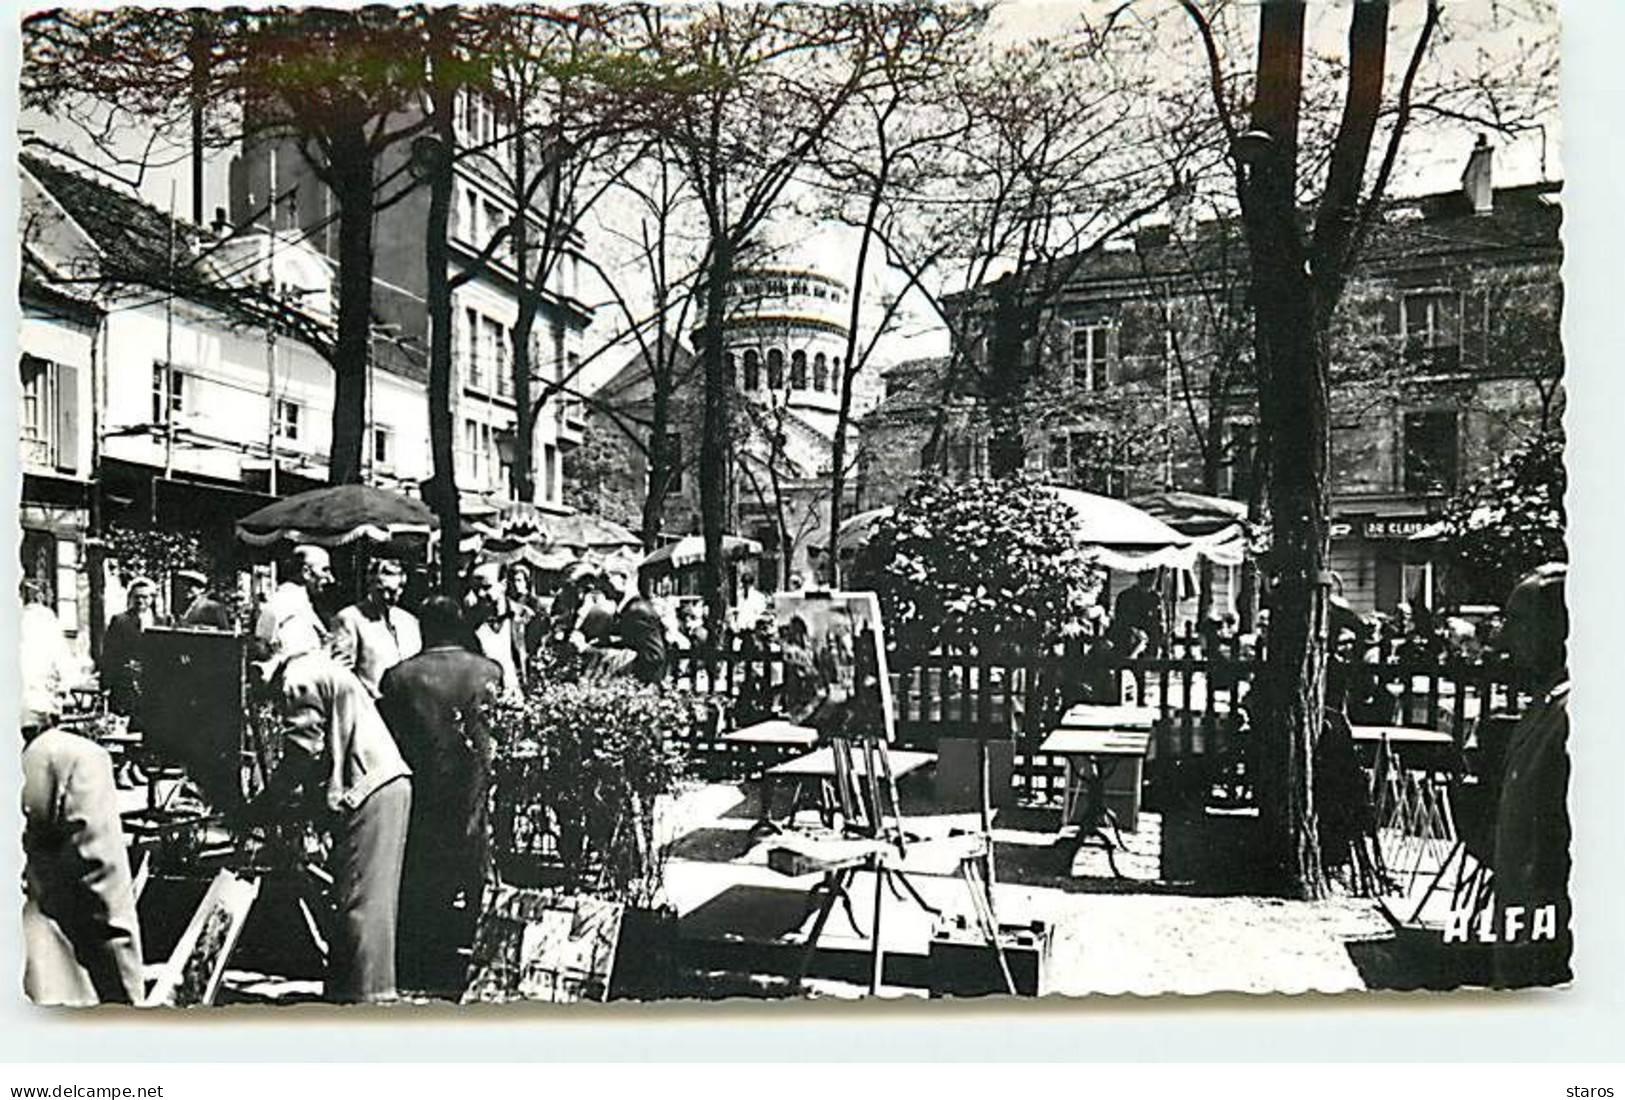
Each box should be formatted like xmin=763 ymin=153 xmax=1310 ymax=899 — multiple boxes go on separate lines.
xmin=772 ymin=591 xmax=895 ymax=744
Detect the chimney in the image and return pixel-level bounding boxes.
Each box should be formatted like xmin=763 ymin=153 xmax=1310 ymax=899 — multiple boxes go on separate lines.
xmin=1462 ymin=134 xmax=1494 ymax=215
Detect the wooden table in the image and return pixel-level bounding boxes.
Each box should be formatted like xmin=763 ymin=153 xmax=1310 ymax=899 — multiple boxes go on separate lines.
xmin=1349 ymin=725 xmax=1456 ymax=747
xmin=759 ymin=743 xmax=935 ymax=836
xmin=1039 ymin=725 xmax=1153 ymax=877
xmin=724 ymin=721 xmax=821 ymax=836
xmin=1055 ymin=703 xmax=1160 ymax=731
xmin=768 ymin=746 xmax=935 ymax=780
xmin=1351 ymin=725 xmax=1464 ymax=907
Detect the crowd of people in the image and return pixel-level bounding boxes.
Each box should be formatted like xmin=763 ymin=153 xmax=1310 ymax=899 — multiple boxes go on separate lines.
xmin=18 ymin=546 xmax=1571 ymax=1003
xmin=243 ymin=545 xmax=682 ymax=1003
xmin=19 ymin=544 xmax=689 ymax=1006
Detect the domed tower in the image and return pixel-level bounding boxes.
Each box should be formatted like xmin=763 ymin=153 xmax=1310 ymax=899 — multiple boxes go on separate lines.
xmin=719 ymin=264 xmax=851 ymax=434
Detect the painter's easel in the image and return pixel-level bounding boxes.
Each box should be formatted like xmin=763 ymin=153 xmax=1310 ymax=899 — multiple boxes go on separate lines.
xmin=769 ymin=592 xmax=1013 ymax=995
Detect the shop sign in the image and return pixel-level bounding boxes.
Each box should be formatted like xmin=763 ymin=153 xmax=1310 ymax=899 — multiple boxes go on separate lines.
xmin=1360 ymin=516 xmax=1434 ymax=540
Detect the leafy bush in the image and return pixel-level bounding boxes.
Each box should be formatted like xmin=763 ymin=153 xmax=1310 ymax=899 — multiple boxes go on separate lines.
xmin=104 ymin=523 xmax=210 ymax=582
xmin=852 ymin=475 xmax=1102 ymax=655
xmin=1437 ymin=431 xmax=1566 ymax=604
xmin=486 ymin=677 xmax=702 ymax=907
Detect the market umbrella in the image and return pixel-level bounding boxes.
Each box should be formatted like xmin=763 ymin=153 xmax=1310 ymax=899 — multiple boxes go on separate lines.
xmin=1130 ymin=490 xmax=1251 ymax=569
xmin=482 ymin=542 xmax=578 ymax=572
xmin=1130 ymin=491 xmax=1249 ymax=537
xmin=1042 ymin=486 xmax=1190 ymax=548
xmin=236 ymin=484 xmax=436 ymax=547
xmin=811 ymin=507 xmax=891 ymax=557
xmin=640 ymin=534 xmax=763 ymax=573
xmin=827 ymin=488 xmax=1195 ymax=573
xmin=533 ymin=510 xmax=642 ymax=552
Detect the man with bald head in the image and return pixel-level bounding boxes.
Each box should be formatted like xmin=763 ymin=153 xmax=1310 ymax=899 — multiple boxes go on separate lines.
xmin=255 ymin=545 xmax=334 ymax=661
xmin=1491 ymin=562 xmax=1570 ymax=988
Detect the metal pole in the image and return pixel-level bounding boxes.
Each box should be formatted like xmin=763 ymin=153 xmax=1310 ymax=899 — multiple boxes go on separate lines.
xmin=267 ymin=302 xmax=279 ymax=498
xmin=159 ymin=182 xmax=178 ymax=526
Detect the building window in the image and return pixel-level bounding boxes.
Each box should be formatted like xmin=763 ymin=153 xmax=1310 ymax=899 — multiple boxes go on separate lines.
xmin=790 ymin=350 xmax=807 ymax=390
xmin=464 ymin=307 xmax=483 ymax=390
xmin=463 ymin=417 xmax=490 ymax=483
xmin=1071 ymin=323 xmax=1111 ymax=391
xmin=275 ymin=399 xmax=301 ymax=442
xmin=152 ymin=363 xmax=185 ymax=425
xmin=1223 ymin=419 xmax=1257 ymax=500
xmin=1403 ymin=290 xmax=1462 ymax=372
xmin=661 ymin=431 xmax=683 ymax=493
xmin=725 ymin=352 xmax=737 ymax=388
xmin=1403 ymin=409 xmax=1459 ymax=493
xmin=813 ymin=353 xmax=828 ymax=392
xmin=457 ymin=187 xmax=476 ymax=243
xmin=542 ymin=443 xmax=558 ymax=503
xmin=767 ymin=348 xmax=784 ymax=389
xmin=484 ymin=316 xmax=509 ymax=397
xmin=1050 ymin=430 xmax=1126 ymax=497
xmin=372 ymin=427 xmax=393 ymax=469
xmin=743 ymin=349 xmax=761 ymax=391
xmin=551 ymin=321 xmax=567 ymax=380
xmin=20 ymin=355 xmax=52 ymax=466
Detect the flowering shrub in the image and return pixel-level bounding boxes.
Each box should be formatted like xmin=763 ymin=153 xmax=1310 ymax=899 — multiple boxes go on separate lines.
xmin=1437 ymin=431 xmax=1566 ymax=604
xmin=853 ymin=475 xmax=1102 ymax=655
xmin=486 ymin=677 xmax=702 ymax=907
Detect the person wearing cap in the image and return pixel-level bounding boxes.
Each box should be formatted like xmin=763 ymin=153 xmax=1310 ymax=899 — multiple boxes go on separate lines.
xmin=250 ymin=651 xmax=412 ymax=1003
xmin=468 ymin=562 xmax=526 ymax=696
xmin=1491 ymin=562 xmax=1571 ymax=989
xmin=331 ymin=559 xmax=422 ymax=698
xmin=100 ymin=575 xmax=159 ymax=716
xmin=254 ymin=545 xmax=333 ymax=661
xmin=177 ymin=569 xmax=232 ymax=631
xmin=20 ymin=583 xmax=145 ymax=1005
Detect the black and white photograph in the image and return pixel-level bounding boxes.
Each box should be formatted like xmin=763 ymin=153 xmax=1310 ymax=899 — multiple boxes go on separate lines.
xmin=14 ymin=0 xmax=1570 ymax=1009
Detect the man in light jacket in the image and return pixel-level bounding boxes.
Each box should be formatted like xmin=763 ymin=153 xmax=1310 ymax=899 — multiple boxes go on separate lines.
xmin=331 ymin=558 xmax=421 ymax=697
xmin=21 ymin=582 xmax=145 ymax=1006
xmin=254 ymin=545 xmax=333 ymax=661
xmin=253 ymin=651 xmax=412 ymax=1003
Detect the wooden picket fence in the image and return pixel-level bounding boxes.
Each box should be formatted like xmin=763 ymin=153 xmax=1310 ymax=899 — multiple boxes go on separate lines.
xmin=664 ymin=632 xmax=1531 ymax=807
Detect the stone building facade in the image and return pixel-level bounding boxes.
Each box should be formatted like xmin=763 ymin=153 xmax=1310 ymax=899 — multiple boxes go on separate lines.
xmin=858 ymin=142 xmax=1563 ymax=616
xmin=228 ymin=85 xmax=590 ymax=511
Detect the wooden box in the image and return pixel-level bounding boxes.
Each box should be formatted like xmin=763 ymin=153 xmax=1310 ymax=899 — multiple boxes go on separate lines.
xmin=928 ymin=917 xmax=1052 ymax=998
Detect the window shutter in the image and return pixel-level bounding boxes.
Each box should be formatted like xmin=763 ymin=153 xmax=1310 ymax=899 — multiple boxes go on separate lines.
xmin=55 ymin=363 xmax=78 ymax=474
xmin=1101 ymin=325 xmax=1119 ymax=390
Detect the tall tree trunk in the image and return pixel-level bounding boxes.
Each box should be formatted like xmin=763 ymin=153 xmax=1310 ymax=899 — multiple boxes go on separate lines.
xmin=511 ymin=133 xmax=535 ymax=504
xmin=697 ymin=237 xmax=734 ymax=632
xmin=985 ymin=278 xmax=1037 ymax=478
xmin=826 ymin=186 xmax=883 ymax=581
xmin=328 ymin=126 xmax=376 ymax=486
xmin=641 ymin=371 xmax=672 ymax=550
xmin=426 ymin=80 xmax=461 ymax=596
xmin=1197 ymin=382 xmax=1230 ymax=626
xmin=1240 ymin=0 xmax=1327 ymax=898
